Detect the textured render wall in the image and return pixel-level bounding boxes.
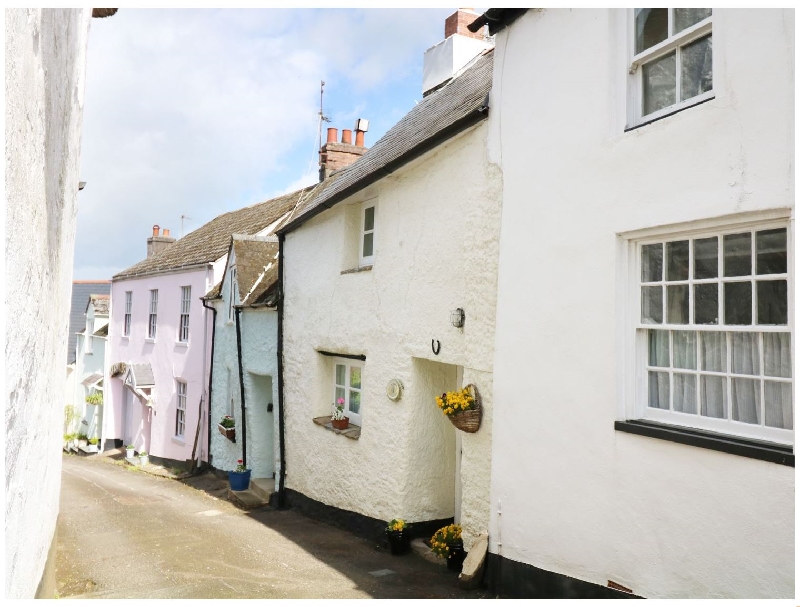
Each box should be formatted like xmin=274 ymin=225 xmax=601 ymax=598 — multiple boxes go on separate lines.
xmin=106 ymin=268 xmax=213 ymax=462
xmin=5 ymin=8 xmax=91 ymax=598
xmin=488 ymin=9 xmax=794 ymax=598
xmin=209 ymin=298 xmax=279 ymax=477
xmin=283 ymin=122 xmax=503 ymax=548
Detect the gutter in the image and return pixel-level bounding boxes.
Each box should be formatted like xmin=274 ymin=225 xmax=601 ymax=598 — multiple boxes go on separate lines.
xmin=112 ymin=262 xmax=213 ymax=283
xmin=234 ymin=306 xmax=248 ymax=468
xmin=276 ymin=233 xmax=287 ymax=508
xmin=201 ymin=297 xmax=217 ymax=467
xmin=277 ymin=102 xmax=490 ymax=237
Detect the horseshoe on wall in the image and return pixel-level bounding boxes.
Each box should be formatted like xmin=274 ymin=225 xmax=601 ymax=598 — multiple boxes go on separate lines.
xmin=431 ymin=339 xmax=441 ymax=355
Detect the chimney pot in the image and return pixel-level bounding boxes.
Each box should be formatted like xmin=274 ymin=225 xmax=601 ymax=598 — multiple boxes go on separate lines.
xmin=355 ymin=130 xmax=365 ymax=147
xmin=152 ymin=224 xmax=160 ymax=237
xmin=163 ymin=228 xmax=170 ymax=237
xmin=327 ymin=127 xmax=338 ymax=144
xmin=341 ymin=129 xmax=352 ymax=145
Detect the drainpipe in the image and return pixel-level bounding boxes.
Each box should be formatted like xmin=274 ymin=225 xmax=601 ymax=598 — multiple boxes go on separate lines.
xmin=201 ymin=298 xmax=217 ymax=468
xmin=235 ymin=306 xmax=247 ymax=468
xmin=276 ymin=233 xmax=287 ymax=508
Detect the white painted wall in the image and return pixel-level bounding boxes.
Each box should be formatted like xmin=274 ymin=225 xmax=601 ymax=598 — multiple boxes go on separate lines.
xmin=5 ymin=8 xmax=92 ymax=598
xmin=488 ymin=8 xmax=794 ymax=598
xmin=73 ymin=327 xmax=107 ymax=440
xmin=283 ymin=121 xmax=503 ymax=548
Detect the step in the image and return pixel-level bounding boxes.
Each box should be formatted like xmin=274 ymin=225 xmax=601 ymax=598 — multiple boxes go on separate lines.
xmin=228 ymin=487 xmax=269 ymax=510
xmin=410 ymin=538 xmax=445 ymax=566
xmin=249 ymin=477 xmax=275 ymax=501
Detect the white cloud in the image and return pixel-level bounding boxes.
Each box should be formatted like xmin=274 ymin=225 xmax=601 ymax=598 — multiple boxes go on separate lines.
xmin=74 ymin=8 xmax=453 ymax=278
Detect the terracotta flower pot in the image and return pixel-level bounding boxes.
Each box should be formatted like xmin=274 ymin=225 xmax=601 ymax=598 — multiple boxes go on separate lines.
xmin=331 ymin=417 xmax=350 ymax=430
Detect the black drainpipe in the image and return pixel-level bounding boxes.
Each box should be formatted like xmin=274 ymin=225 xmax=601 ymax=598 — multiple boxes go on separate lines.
xmin=201 ymin=298 xmax=217 ymax=468
xmin=276 ymin=233 xmax=287 ymax=508
xmin=235 ymin=306 xmax=247 ymax=468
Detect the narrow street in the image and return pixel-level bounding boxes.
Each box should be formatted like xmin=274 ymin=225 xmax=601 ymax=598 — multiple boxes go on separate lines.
xmin=56 ymin=454 xmax=485 ymax=599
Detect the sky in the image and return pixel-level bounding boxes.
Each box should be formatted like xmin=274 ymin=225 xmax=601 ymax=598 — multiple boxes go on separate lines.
xmin=74 ymin=8 xmax=458 ymax=279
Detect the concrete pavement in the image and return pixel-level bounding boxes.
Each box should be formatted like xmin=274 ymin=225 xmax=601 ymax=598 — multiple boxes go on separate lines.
xmin=56 ymin=454 xmax=488 ymax=599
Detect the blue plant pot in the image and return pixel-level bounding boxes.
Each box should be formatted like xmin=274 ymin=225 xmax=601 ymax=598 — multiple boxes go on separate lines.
xmin=229 ymin=469 xmax=251 ymax=491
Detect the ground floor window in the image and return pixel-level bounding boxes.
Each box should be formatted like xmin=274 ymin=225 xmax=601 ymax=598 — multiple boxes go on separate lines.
xmin=176 ymin=380 xmax=187 ymax=439
xmin=333 ymin=358 xmax=363 ymax=426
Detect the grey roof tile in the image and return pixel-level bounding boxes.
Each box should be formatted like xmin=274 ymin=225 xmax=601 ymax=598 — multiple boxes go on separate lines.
xmin=67 ymin=281 xmax=111 ymax=364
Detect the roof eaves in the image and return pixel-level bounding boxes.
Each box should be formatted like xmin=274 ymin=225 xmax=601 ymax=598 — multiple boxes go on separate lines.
xmin=468 ymin=8 xmax=529 ymax=36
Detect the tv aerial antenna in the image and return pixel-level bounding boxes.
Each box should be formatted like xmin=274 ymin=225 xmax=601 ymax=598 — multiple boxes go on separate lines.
xmin=181 ymin=215 xmax=192 ymax=238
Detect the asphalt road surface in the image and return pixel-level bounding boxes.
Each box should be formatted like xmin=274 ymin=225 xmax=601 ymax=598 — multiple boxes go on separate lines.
xmin=57 ymin=455 xmax=486 ymax=599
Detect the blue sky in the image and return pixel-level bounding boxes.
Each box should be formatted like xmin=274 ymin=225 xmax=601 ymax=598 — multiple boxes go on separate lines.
xmin=75 ymin=8 xmax=458 ymax=278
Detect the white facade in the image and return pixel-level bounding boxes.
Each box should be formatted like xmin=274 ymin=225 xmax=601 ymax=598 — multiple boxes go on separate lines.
xmin=5 ymin=8 xmax=92 ymax=598
xmin=487 ymin=9 xmax=794 ymax=598
xmin=71 ymin=300 xmax=109 ymax=443
xmin=282 ymin=121 xmax=503 ymax=548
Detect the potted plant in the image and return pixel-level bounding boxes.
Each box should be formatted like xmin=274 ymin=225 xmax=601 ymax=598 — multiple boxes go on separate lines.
xmin=77 ymin=433 xmax=89 ymax=449
xmin=430 ymin=524 xmax=466 ymax=571
xmin=67 ymin=433 xmax=78 ymax=450
xmin=218 ymin=415 xmax=236 ymax=441
xmin=85 ymin=392 xmax=103 ymax=406
xmin=139 ymin=451 xmax=149 ymax=466
xmin=228 ymin=459 xmax=251 ymax=491
xmin=87 ymin=437 xmax=99 ymax=453
xmin=436 ymin=385 xmax=483 ymax=433
xmin=385 ymin=519 xmax=410 ymax=555
xmin=331 ymin=399 xmax=349 ymax=430
xmin=126 ymin=444 xmax=135 ymax=459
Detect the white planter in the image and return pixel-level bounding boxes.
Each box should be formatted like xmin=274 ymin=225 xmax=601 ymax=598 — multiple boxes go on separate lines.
xmin=126 ymin=448 xmax=135 ymax=459
xmin=78 ymin=440 xmax=87 ymax=449
xmin=139 ymin=455 xmax=149 ymax=466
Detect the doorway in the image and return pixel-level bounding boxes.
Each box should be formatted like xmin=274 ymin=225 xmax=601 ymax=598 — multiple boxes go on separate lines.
xmin=247 ymin=372 xmax=274 ymax=479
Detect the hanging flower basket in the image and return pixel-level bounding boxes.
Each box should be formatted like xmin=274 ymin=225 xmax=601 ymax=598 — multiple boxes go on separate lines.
xmin=436 ymin=384 xmax=482 ymax=433
xmin=218 ymin=415 xmax=236 ymax=441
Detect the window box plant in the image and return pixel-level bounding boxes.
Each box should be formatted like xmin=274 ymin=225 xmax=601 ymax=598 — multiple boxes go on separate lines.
xmin=436 ymin=384 xmax=482 ymax=433
xmin=77 ymin=433 xmax=89 ymax=449
xmin=385 ymin=519 xmax=410 ymax=555
xmin=331 ymin=399 xmax=349 ymax=430
xmin=87 ymin=437 xmax=100 ymax=453
xmin=139 ymin=451 xmax=149 ymax=466
xmin=228 ymin=459 xmax=251 ymax=491
xmin=126 ymin=444 xmax=135 ymax=459
xmin=85 ymin=392 xmax=103 ymax=406
xmin=431 ymin=524 xmax=466 ymax=571
xmin=218 ymin=415 xmax=236 ymax=441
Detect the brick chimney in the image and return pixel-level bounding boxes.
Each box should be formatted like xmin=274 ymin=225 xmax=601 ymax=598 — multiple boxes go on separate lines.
xmin=147 ymin=224 xmax=176 ymax=257
xmin=319 ymin=119 xmax=369 ymax=181
xmin=422 ymin=8 xmax=492 ymax=96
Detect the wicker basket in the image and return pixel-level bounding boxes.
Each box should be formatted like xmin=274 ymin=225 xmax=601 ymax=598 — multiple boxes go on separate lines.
xmin=448 ymin=384 xmax=482 ymax=433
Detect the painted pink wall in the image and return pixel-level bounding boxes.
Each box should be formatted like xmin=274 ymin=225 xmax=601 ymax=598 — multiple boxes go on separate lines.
xmin=105 ymin=267 xmax=214 ymax=463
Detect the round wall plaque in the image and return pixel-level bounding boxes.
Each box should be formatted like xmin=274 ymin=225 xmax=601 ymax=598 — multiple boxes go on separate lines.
xmin=386 ymin=378 xmax=403 ymax=401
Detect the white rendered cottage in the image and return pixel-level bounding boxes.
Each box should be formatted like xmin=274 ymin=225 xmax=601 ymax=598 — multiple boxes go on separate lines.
xmin=276 ymin=21 xmax=501 ymax=553
xmin=476 ymin=7 xmax=794 ymax=599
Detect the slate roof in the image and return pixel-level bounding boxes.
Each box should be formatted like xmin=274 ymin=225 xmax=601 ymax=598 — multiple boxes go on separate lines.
xmin=130 ymin=363 xmax=155 ymax=387
xmin=278 ymin=49 xmax=494 ymax=234
xmin=113 ymin=186 xmax=316 ymax=280
xmin=203 ymin=235 xmax=280 ymax=308
xmin=67 ymin=281 xmax=111 ymax=364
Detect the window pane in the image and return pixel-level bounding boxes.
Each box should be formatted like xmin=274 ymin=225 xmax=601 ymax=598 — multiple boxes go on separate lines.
xmin=335 ymin=386 xmax=346 ymax=404
xmin=756 ymin=228 xmax=787 ymax=275
xmin=666 ymin=241 xmax=689 ymax=281
xmin=680 ymin=35 xmax=712 ymax=101
xmin=666 ymin=285 xmax=689 ymax=324
xmin=699 ymin=332 xmax=726 ymax=372
xmin=349 ymin=389 xmax=361 ymax=414
xmin=363 ymin=233 xmax=374 ymax=258
xmin=643 ymin=51 xmax=676 ymax=115
xmin=642 ymin=286 xmax=663 ymax=324
xmin=364 ymin=206 xmax=375 ymax=231
xmin=694 ymin=283 xmax=719 ymax=325
xmin=648 ymin=371 xmax=670 ymax=409
xmin=335 ymin=364 xmax=345 ymax=386
xmin=641 ymin=243 xmax=663 ymax=282
xmin=673 ymin=331 xmax=696 ymax=369
xmin=765 ymin=381 xmax=792 ymax=429
xmin=674 ymin=8 xmax=711 ymax=33
xmin=694 ymin=237 xmax=718 ymax=279
xmin=349 ymin=366 xmax=361 ymax=389
xmin=724 ymin=282 xmax=751 ymax=325
xmin=764 ymin=332 xmax=791 ymax=378
xmin=731 ymin=332 xmax=759 ymax=376
xmin=635 ymin=8 xmax=668 ymax=54
xmin=723 ymin=233 xmax=751 ymax=277
xmin=673 ymin=373 xmax=697 ymax=414
xmin=700 ymin=375 xmax=727 ymax=419
xmin=648 ymin=329 xmax=669 ymax=367
xmin=731 ymin=378 xmax=760 ymax=424
xmin=757 ymin=280 xmax=787 ymax=325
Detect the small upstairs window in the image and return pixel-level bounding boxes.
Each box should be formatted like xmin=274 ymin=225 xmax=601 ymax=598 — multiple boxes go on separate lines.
xmin=179 ymin=286 xmax=191 ymax=342
xmin=359 ymin=203 xmax=375 ymax=267
xmin=629 ymin=8 xmax=712 ymax=126
xmin=123 ymin=291 xmax=132 ymax=336
xmin=148 ymin=289 xmax=158 ymax=339
xmin=227 ymin=266 xmax=238 ymax=322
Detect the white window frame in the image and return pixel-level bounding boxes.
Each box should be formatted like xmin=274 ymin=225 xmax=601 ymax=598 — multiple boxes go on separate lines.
xmin=84 ymin=314 xmax=93 ymax=354
xmin=333 ymin=358 xmax=364 ymax=426
xmin=176 ymin=380 xmax=187 ymax=439
xmin=227 ymin=367 xmax=236 ymax=418
xmin=123 ymin=291 xmax=132 ymax=336
xmin=627 ymin=8 xmax=713 ymax=127
xmin=624 ymin=216 xmax=793 ymax=446
xmin=359 ymin=201 xmax=376 ymax=268
xmin=179 ymin=286 xmax=191 ymax=342
xmin=148 ymin=289 xmax=158 ymax=339
xmin=227 ymin=266 xmax=238 ymax=322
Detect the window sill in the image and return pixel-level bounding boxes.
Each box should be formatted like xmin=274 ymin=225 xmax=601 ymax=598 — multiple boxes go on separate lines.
xmin=121 ymin=335 xmax=130 ymax=341
xmin=145 ymin=338 xmax=156 ymax=344
xmin=615 ymin=420 xmax=794 ymax=467
xmin=171 ymin=436 xmax=186 ymax=446
xmin=312 ymin=416 xmax=361 ymax=440
xmin=175 ymin=341 xmax=189 ymax=348
xmin=341 ymin=265 xmax=372 ymax=275
xmin=625 ymin=96 xmax=714 ymax=132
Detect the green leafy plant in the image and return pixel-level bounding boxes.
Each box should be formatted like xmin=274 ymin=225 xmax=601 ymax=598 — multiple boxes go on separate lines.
xmin=219 ymin=415 xmax=235 ymax=428
xmin=63 ymin=405 xmax=79 ymax=433
xmin=430 ymin=524 xmax=462 ymax=558
xmin=77 ymin=433 xmax=88 ymax=441
xmin=386 ymin=518 xmax=406 ymax=533
xmin=126 ymin=444 xmax=134 ymax=449
xmin=139 ymin=451 xmax=148 ymax=457
xmin=88 ymin=438 xmax=99 ymax=445
xmin=235 ymin=459 xmax=247 ymax=472
xmin=85 ymin=392 xmax=103 ymax=406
